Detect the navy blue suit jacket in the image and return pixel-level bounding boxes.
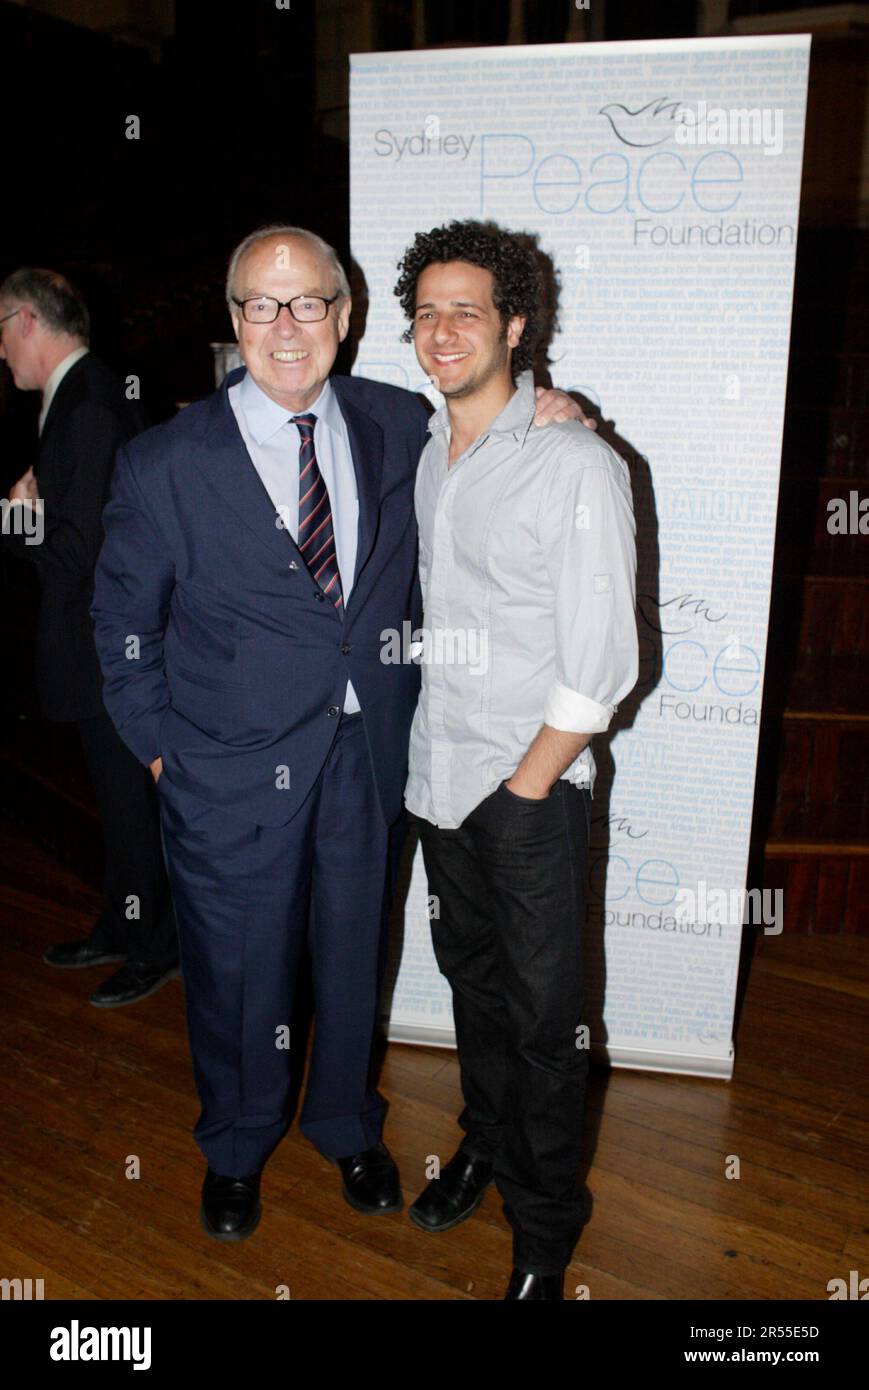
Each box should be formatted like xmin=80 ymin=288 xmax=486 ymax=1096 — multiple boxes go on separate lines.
xmin=91 ymin=367 xmax=429 ymax=827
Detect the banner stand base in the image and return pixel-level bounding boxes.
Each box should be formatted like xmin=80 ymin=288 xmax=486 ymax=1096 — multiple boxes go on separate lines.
xmin=386 ymin=1024 xmax=735 ymax=1080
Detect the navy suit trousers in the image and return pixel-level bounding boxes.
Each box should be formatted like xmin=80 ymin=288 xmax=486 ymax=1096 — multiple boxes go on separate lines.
xmin=157 ymin=713 xmax=393 ymax=1176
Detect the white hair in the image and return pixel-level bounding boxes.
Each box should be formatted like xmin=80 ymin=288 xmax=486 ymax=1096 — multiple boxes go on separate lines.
xmin=225 ymin=224 xmax=350 ymax=308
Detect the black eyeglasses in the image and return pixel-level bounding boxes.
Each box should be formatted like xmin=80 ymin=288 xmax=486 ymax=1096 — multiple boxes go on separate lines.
xmin=232 ymin=295 xmax=342 ymax=324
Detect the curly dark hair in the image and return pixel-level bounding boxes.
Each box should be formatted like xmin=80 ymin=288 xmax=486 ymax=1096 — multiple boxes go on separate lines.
xmin=393 ymin=219 xmax=542 ymax=377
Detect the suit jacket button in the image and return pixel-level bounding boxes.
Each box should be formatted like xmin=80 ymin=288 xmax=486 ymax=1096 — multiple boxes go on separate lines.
xmin=327 ymin=705 xmax=340 ymax=717
xmin=313 ymin=590 xmax=325 ymax=601
xmin=341 ymin=643 xmax=352 ymax=654
xmin=288 ymin=560 xmax=299 ymax=571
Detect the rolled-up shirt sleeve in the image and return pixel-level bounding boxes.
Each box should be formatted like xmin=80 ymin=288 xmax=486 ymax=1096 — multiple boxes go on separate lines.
xmin=539 ymin=442 xmax=639 ymax=734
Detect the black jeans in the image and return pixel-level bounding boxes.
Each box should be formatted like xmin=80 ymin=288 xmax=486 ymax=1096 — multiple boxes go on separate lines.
xmin=417 ymin=778 xmax=591 ymax=1275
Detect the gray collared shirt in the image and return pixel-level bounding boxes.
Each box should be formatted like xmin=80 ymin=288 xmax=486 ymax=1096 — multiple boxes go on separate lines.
xmin=405 ymin=369 xmax=638 ymax=829
xmin=229 ymin=370 xmax=360 ymax=713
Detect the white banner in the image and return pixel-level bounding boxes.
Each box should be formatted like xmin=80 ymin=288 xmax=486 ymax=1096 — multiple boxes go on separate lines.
xmin=352 ymin=36 xmax=811 ymax=1076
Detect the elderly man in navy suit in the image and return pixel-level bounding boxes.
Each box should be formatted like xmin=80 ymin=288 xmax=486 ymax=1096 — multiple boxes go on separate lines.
xmin=91 ymin=224 xmax=583 ymax=1241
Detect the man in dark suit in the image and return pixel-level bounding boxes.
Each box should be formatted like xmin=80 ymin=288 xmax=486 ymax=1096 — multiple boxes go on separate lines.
xmin=0 ymin=268 xmax=179 ymax=1006
xmin=91 ymin=224 xmax=582 ymax=1242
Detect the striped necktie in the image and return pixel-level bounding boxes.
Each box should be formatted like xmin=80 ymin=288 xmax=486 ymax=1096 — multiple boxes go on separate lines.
xmin=292 ymin=412 xmax=343 ymax=610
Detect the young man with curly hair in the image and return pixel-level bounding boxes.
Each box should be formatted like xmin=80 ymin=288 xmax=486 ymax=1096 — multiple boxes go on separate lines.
xmin=395 ymin=220 xmax=639 ymax=1299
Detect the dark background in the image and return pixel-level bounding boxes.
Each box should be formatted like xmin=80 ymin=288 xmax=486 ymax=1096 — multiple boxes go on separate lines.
xmin=0 ymin=0 xmax=854 ymax=448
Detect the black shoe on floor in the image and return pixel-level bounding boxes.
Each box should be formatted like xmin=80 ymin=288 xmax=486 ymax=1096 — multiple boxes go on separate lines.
xmin=200 ymin=1167 xmax=262 ymax=1241
xmin=89 ymin=960 xmax=181 ymax=1008
xmin=44 ymin=938 xmax=125 ymax=969
xmin=409 ymin=1148 xmax=494 ymax=1233
xmin=504 ymin=1268 xmax=564 ymax=1300
xmin=335 ymin=1141 xmax=403 ymax=1214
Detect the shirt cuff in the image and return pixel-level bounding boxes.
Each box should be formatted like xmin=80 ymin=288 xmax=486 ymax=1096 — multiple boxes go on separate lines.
xmin=544 ymin=679 xmax=614 ymax=734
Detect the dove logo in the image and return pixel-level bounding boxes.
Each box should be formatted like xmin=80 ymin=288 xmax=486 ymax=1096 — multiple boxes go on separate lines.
xmin=599 ymin=98 xmax=687 ymax=148
xmin=638 ymin=590 xmax=729 ymax=638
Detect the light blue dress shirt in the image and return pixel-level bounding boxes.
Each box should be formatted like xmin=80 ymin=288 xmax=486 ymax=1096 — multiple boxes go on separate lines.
xmin=405 ymin=370 xmax=638 ymax=828
xmin=228 ymin=370 xmax=361 ymax=713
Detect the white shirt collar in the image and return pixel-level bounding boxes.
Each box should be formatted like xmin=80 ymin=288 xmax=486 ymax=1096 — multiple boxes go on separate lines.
xmin=39 ymin=345 xmax=89 ymax=435
xmin=428 ymin=369 xmax=537 ymax=449
xmin=237 ymin=369 xmax=340 ymax=446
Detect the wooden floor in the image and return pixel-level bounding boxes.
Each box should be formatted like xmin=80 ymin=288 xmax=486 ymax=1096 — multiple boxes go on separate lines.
xmin=1 ymin=819 xmax=867 ymax=1302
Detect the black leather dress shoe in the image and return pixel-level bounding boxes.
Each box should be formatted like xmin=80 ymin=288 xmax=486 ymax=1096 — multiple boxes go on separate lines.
xmin=335 ymin=1141 xmax=402 ymax=1214
xmin=89 ymin=961 xmax=181 ymax=1008
xmin=504 ymin=1268 xmax=564 ymax=1300
xmin=408 ymin=1149 xmax=494 ymax=1233
xmin=200 ymin=1167 xmax=262 ymax=1241
xmin=43 ymin=938 xmax=125 ymax=969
